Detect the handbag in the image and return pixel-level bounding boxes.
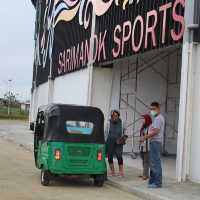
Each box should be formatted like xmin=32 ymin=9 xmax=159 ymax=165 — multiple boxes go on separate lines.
xmin=116 ymin=134 xmax=128 ymax=145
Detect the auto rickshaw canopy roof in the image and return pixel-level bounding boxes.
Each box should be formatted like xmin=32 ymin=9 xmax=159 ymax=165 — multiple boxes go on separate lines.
xmin=31 ymin=0 xmax=37 ymax=7
xmin=37 ymin=104 xmax=105 ymax=144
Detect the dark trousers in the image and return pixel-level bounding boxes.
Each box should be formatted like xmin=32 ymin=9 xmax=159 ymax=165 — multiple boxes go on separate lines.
xmin=140 ymin=151 xmax=150 ymax=177
xmin=107 ymin=138 xmax=123 ymax=165
xmin=149 ymin=141 xmax=162 ymax=187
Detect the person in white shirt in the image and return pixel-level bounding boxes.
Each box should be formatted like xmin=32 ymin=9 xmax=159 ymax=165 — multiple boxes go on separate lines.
xmin=140 ymin=102 xmax=165 ymax=188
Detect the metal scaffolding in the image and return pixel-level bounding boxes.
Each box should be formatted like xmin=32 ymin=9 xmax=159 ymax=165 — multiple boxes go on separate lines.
xmin=119 ymin=45 xmax=182 ymax=157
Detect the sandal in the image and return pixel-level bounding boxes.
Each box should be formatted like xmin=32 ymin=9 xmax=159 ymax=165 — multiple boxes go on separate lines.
xmin=142 ymin=176 xmax=149 ymax=180
xmin=108 ymin=172 xmax=116 ymax=177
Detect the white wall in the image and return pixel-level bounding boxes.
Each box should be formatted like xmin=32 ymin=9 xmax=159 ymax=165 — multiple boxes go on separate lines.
xmin=91 ymin=67 xmax=113 ymax=125
xmin=53 ymin=68 xmax=90 ymax=105
xmin=29 ymin=68 xmax=90 ymax=122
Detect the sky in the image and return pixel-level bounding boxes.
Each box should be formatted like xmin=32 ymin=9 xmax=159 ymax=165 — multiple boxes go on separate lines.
xmin=0 ymin=1 xmax=35 ymax=101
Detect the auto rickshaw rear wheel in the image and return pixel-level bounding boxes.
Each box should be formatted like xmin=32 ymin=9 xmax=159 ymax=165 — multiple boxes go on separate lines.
xmin=94 ymin=175 xmax=105 ymax=187
xmin=41 ymin=169 xmax=50 ymax=186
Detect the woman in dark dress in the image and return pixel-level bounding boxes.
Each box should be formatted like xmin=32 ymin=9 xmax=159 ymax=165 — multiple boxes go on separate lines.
xmin=106 ymin=110 xmax=125 ymax=177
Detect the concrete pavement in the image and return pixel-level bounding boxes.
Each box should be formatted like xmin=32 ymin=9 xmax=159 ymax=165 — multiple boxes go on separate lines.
xmin=107 ymin=162 xmax=200 ymax=200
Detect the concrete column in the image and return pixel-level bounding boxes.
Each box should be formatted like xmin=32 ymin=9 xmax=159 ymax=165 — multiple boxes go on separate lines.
xmin=29 ymin=89 xmax=35 ymax=123
xmin=176 ymin=0 xmax=195 ymax=182
xmin=188 ymin=43 xmax=200 ymax=183
xmin=87 ymin=11 xmax=96 ymax=106
xmin=29 ymin=82 xmax=39 ymax=123
xmin=110 ymin=63 xmax=121 ymax=111
xmin=47 ymin=77 xmax=54 ymax=104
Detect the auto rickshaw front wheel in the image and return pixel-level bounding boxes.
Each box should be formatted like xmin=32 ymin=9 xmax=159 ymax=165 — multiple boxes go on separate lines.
xmin=94 ymin=175 xmax=105 ymax=187
xmin=41 ymin=169 xmax=50 ymax=186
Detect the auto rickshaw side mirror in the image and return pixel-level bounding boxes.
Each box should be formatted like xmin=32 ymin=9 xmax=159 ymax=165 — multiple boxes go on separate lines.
xmin=30 ymin=122 xmax=35 ymax=131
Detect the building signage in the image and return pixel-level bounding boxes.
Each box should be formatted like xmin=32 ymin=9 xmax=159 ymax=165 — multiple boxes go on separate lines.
xmin=33 ymin=0 xmax=185 ymax=85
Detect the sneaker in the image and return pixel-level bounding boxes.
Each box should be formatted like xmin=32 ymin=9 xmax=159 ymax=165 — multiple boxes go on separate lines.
xmin=148 ymin=183 xmax=162 ymax=189
xmin=116 ymin=173 xmax=124 ymax=178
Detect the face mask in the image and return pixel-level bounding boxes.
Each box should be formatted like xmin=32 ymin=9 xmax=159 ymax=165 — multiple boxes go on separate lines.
xmin=150 ymin=110 xmax=157 ymax=117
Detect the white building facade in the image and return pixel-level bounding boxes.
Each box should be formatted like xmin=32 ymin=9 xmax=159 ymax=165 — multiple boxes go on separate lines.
xmin=30 ymin=0 xmax=200 ymax=183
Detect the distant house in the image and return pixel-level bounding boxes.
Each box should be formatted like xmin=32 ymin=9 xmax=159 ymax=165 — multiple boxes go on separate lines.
xmin=0 ymin=98 xmax=3 ymax=105
xmin=20 ymin=101 xmax=30 ymax=112
xmin=0 ymin=98 xmax=6 ymax=106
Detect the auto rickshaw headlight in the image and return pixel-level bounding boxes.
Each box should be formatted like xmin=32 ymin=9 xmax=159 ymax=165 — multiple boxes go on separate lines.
xmin=97 ymin=151 xmax=102 ymax=161
xmin=55 ymin=149 xmax=61 ymax=160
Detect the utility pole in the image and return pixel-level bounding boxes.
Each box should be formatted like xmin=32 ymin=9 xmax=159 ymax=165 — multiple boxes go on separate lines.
xmin=7 ymin=79 xmax=12 ymax=116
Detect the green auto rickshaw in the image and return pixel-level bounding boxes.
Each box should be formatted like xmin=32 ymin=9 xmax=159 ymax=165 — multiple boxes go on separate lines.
xmin=33 ymin=104 xmax=107 ymax=187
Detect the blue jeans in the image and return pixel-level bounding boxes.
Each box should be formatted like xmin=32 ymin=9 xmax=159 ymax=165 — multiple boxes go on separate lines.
xmin=149 ymin=141 xmax=162 ymax=187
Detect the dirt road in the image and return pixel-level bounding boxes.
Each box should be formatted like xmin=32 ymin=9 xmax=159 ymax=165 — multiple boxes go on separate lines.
xmin=0 ymin=120 xmax=142 ymax=200
xmin=0 ymin=120 xmax=33 ymax=149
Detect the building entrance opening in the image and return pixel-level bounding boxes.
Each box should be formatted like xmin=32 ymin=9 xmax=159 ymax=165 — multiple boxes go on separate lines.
xmin=109 ymin=45 xmax=182 ymax=179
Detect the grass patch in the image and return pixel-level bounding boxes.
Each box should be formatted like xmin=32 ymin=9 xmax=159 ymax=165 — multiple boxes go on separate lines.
xmin=0 ymin=106 xmax=28 ymax=120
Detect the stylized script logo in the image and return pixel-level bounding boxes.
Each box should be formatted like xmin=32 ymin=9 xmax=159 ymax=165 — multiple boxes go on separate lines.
xmin=55 ymin=0 xmax=142 ymax=29
xmin=34 ymin=0 xmax=142 ymax=70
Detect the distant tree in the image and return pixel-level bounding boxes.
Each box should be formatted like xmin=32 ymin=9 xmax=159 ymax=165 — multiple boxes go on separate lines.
xmin=4 ymin=92 xmax=18 ymax=106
